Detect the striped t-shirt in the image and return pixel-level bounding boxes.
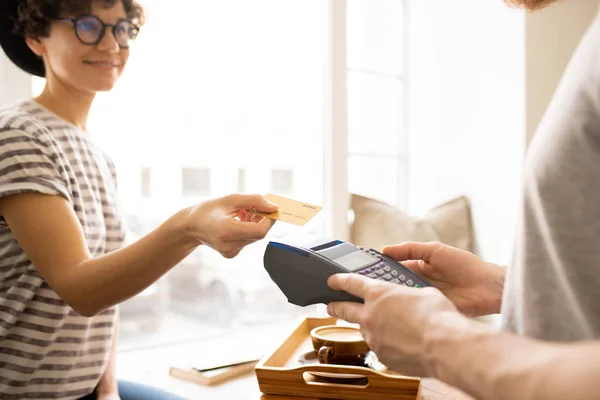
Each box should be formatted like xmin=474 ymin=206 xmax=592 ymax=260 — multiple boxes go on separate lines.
xmin=0 ymin=100 xmax=125 ymax=399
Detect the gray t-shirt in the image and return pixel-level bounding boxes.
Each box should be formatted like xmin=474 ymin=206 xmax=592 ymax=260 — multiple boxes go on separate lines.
xmin=501 ymin=13 xmax=600 ymax=341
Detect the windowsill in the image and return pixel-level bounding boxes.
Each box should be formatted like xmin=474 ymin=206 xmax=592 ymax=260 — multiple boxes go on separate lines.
xmin=117 ymin=308 xmax=313 ymax=353
xmin=117 ymin=232 xmax=329 ymax=353
xmin=115 ymin=315 xmax=318 ymax=399
xmin=118 ymin=311 xmax=228 ymax=353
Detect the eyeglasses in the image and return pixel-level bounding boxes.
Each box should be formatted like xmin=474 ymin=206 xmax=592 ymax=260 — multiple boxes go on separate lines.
xmin=53 ymin=15 xmax=139 ymax=49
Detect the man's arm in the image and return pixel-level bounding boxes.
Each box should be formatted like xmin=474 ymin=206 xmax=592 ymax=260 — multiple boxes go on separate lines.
xmin=326 ymin=273 xmax=599 ymax=400
xmin=427 ymin=313 xmax=600 ymax=400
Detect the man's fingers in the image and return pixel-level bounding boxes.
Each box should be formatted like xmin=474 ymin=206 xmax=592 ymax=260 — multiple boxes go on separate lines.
xmin=399 ymin=260 xmax=423 ymax=273
xmin=382 ymin=242 xmax=443 ymax=263
xmin=327 ymin=273 xmax=375 ymax=298
xmin=327 ymin=302 xmax=364 ymax=325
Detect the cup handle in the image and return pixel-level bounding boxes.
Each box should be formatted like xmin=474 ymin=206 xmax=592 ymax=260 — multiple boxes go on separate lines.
xmin=318 ymin=345 xmax=334 ymax=364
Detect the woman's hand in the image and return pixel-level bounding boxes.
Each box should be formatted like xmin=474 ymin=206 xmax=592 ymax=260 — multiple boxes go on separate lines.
xmin=185 ymin=194 xmax=278 ymax=258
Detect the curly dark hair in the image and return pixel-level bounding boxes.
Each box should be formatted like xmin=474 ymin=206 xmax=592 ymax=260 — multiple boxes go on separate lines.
xmin=15 ymin=0 xmax=145 ymax=37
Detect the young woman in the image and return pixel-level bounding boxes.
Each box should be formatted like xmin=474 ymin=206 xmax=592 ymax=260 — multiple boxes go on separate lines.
xmin=0 ymin=1 xmax=278 ymax=399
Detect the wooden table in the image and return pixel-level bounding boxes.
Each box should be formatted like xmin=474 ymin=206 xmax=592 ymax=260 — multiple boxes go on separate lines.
xmin=117 ymin=321 xmax=475 ymax=400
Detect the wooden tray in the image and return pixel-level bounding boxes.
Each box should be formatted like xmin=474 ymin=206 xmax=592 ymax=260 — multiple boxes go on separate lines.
xmin=255 ymin=317 xmax=420 ymax=400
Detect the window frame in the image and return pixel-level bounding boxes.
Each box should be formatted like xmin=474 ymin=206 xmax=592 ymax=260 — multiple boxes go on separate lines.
xmin=344 ymin=0 xmax=410 ymax=210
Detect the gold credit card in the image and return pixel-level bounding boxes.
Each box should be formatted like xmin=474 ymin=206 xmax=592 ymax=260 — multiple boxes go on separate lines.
xmin=250 ymin=194 xmax=323 ymax=226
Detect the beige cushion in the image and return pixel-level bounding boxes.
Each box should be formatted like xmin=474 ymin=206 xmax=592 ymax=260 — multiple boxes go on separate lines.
xmin=349 ymin=194 xmax=475 ymax=253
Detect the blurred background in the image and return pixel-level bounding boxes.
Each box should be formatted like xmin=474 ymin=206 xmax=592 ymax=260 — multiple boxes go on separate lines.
xmin=2 ymin=0 xmax=598 ymax=357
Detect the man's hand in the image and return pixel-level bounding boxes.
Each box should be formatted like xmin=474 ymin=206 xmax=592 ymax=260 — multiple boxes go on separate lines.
xmin=327 ymin=273 xmax=468 ymax=376
xmin=383 ymin=242 xmax=505 ymax=317
xmin=327 ymin=274 xmax=600 ymax=400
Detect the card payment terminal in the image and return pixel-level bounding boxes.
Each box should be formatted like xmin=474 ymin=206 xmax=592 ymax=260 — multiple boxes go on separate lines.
xmin=263 ymin=239 xmax=431 ymax=307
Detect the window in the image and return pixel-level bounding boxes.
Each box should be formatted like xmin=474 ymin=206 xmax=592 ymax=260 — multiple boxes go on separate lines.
xmin=181 ymin=167 xmax=211 ymax=197
xmin=140 ymin=167 xmax=151 ymax=198
xmin=346 ymin=0 xmax=407 ymax=208
xmin=30 ymin=0 xmax=329 ymax=349
xmin=271 ymin=169 xmax=294 ymax=194
xmin=25 ymin=0 xmax=407 ymax=350
xmin=0 ymin=53 xmax=32 ymax=108
xmin=237 ymin=169 xmax=246 ymax=193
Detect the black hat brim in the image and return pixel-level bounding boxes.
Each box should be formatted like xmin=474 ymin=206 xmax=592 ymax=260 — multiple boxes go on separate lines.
xmin=0 ymin=0 xmax=46 ymax=77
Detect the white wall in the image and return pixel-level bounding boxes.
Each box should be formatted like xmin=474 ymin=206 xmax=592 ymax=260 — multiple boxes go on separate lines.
xmin=526 ymin=0 xmax=600 ymax=144
xmin=0 ymin=52 xmax=32 ymax=107
xmin=407 ymin=0 xmax=526 ymax=265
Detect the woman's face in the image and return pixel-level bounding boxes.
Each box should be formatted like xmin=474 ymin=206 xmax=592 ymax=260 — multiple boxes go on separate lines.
xmin=31 ymin=1 xmax=131 ymax=93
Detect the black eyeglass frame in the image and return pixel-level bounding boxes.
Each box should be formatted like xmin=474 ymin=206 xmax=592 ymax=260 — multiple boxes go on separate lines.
xmin=53 ymin=15 xmax=140 ymax=49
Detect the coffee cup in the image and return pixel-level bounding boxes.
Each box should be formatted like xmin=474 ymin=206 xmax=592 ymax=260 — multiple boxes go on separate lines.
xmin=309 ymin=325 xmax=370 ymax=366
